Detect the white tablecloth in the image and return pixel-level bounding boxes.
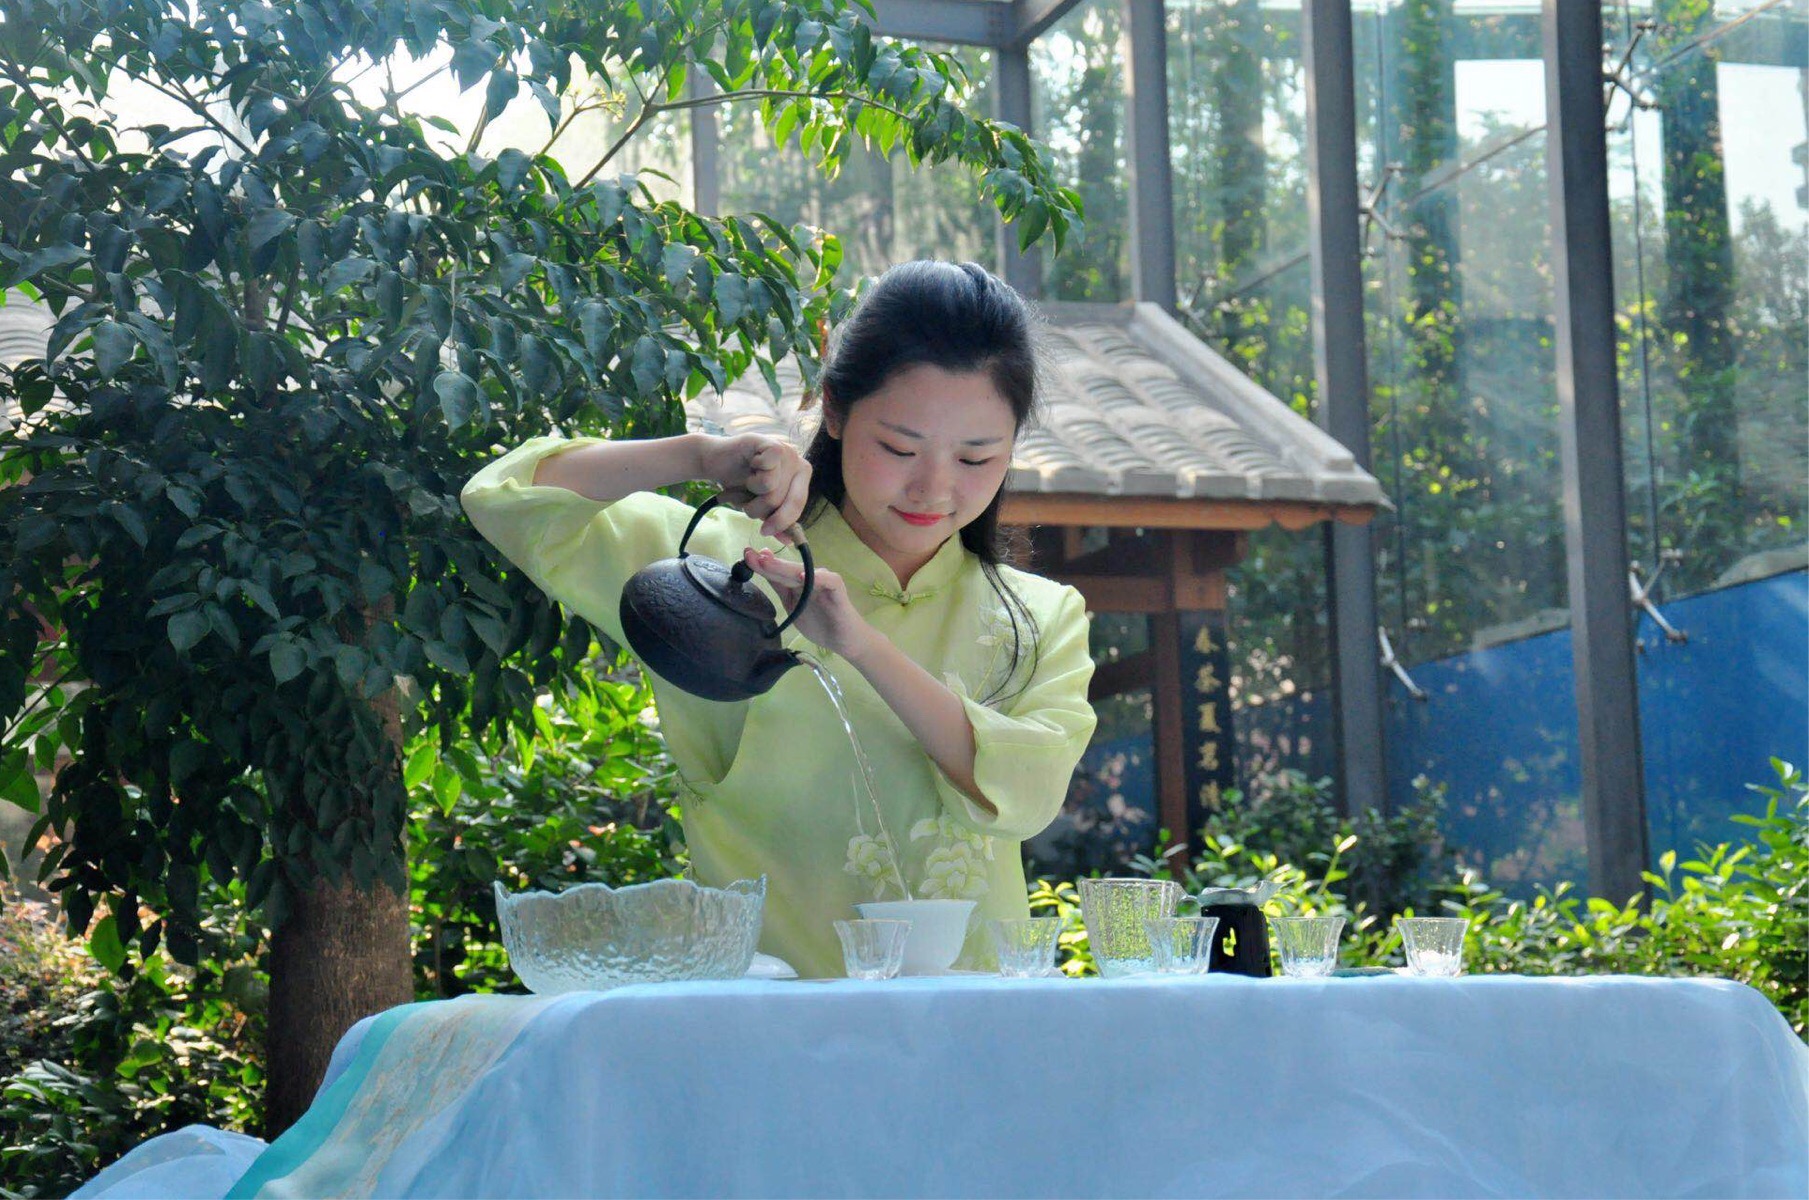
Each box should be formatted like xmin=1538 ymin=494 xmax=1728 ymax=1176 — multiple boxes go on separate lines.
xmin=79 ymin=973 xmax=1809 ymax=1198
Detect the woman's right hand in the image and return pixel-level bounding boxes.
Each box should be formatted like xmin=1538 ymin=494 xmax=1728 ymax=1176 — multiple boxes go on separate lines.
xmin=699 ymin=433 xmax=811 ymax=542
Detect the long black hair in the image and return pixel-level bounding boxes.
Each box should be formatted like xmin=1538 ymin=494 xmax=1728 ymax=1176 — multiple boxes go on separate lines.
xmin=803 ymin=260 xmax=1042 ymax=703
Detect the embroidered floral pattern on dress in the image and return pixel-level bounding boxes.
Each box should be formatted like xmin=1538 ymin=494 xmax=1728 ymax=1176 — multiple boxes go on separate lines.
xmin=843 ymin=833 xmax=902 ymax=899
xmin=966 ymin=601 xmax=1025 ymax=702
xmin=909 ymin=813 xmax=994 ymax=900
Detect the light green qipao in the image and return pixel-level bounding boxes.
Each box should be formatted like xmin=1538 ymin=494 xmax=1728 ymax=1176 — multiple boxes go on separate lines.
xmin=462 ymin=437 xmax=1098 ymax=977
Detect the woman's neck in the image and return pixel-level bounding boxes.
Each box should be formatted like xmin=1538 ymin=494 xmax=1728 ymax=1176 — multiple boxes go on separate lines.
xmin=838 ymin=500 xmax=941 ymax=589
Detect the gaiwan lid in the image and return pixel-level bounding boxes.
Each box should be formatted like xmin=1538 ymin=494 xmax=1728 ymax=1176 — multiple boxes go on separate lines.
xmin=1198 ymin=878 xmax=1282 ymax=908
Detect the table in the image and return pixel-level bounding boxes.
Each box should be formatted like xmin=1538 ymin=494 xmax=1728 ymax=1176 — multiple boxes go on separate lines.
xmin=77 ymin=973 xmax=1809 ymax=1198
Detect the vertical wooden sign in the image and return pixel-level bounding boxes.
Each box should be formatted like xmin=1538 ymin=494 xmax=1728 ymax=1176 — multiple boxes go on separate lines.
xmin=1179 ymin=609 xmax=1237 ymax=841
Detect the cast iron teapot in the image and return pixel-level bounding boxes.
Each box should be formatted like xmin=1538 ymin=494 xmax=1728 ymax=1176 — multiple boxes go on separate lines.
xmin=618 ymin=494 xmax=815 ymax=702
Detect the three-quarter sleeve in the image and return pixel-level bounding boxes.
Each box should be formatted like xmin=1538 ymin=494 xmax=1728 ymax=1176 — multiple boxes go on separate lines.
xmin=933 ymin=585 xmax=1098 ymax=842
xmin=459 ymin=436 xmax=759 ymax=647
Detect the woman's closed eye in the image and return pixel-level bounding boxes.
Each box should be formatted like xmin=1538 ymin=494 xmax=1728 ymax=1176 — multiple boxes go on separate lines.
xmin=958 ymin=457 xmax=995 ymax=468
xmin=879 ymin=442 xmax=915 ymax=458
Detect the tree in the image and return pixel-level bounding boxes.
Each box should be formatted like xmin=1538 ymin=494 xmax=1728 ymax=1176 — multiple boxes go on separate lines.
xmin=0 ymin=0 xmax=1078 ymax=1133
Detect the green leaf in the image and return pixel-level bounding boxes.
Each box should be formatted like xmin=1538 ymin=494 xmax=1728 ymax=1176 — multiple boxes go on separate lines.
xmin=484 ymin=70 xmax=519 ymax=122
xmin=435 ymin=370 xmax=479 ymax=430
xmin=93 ymin=319 xmax=135 ymax=378
xmin=269 ymin=639 xmax=307 ymax=684
xmin=246 ymin=208 xmax=297 ymax=252
xmin=240 ymin=580 xmax=280 ymax=619
xmin=431 ymin=765 xmax=461 ymax=815
xmin=494 ymin=148 xmax=533 ymax=192
xmin=107 ymin=501 xmax=149 ymax=547
xmin=322 ymin=255 xmax=375 ymax=292
xmin=88 ymin=914 xmax=127 ymax=973
xmin=403 ymin=742 xmax=438 ymax=789
xmin=168 ymin=610 xmax=208 ymax=653
xmin=0 ymin=749 xmax=40 ymax=814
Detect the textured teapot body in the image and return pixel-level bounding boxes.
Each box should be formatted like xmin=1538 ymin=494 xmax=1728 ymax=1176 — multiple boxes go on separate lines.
xmin=617 ymin=496 xmax=814 ymax=703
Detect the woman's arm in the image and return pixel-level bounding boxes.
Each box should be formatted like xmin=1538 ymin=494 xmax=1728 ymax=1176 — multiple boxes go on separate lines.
xmin=530 ymin=433 xmax=710 ymax=499
xmin=843 ymin=629 xmax=994 ymax=814
xmin=741 ymin=547 xmax=992 ymax=812
xmin=532 ymin=433 xmax=812 ymax=540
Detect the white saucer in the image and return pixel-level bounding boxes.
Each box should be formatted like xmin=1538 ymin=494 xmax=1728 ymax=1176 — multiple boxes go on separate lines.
xmin=744 ymin=953 xmax=799 ymax=980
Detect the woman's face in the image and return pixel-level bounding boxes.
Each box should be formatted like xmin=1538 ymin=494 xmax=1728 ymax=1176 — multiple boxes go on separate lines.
xmin=827 ymin=364 xmax=1018 ymax=585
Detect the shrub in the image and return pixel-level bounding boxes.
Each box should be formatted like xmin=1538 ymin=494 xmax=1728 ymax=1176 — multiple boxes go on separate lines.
xmin=0 ymin=651 xmax=683 ymax=1195
xmin=1038 ymin=759 xmax=1808 ymax=1039
xmin=0 ymin=891 xmax=263 ymax=1199
xmin=407 ymin=656 xmax=685 ymax=997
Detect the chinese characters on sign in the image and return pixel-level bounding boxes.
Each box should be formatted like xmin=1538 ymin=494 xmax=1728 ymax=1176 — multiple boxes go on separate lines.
xmin=1179 ymin=611 xmax=1237 ymax=838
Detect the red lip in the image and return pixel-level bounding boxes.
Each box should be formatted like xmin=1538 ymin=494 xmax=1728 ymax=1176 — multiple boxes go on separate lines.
xmin=893 ymin=509 xmax=947 ymax=527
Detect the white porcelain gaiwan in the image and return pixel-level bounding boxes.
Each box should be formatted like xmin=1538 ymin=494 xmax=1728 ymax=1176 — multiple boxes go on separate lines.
xmin=855 ymin=899 xmax=977 ymax=974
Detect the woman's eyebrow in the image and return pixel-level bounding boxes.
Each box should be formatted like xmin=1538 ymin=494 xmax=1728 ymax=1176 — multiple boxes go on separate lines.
xmin=878 ymin=420 xmax=1004 ymax=447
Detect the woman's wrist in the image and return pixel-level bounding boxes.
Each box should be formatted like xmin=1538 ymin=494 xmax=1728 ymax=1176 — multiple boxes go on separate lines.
xmin=836 ymin=622 xmax=891 ymax=674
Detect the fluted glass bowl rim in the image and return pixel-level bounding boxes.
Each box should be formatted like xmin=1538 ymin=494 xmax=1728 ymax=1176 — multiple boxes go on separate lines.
xmin=493 ymin=875 xmax=766 ymax=993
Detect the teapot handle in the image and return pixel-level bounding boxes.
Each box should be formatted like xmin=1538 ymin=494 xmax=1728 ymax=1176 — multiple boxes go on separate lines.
xmin=678 ymin=493 xmax=815 ymax=637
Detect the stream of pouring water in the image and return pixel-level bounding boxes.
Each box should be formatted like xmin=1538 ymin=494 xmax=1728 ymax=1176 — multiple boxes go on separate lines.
xmin=796 ymin=652 xmax=913 ymax=901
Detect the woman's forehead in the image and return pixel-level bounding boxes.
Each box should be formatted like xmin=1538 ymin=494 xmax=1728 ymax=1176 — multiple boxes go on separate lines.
xmin=856 ymin=365 xmax=1017 ymax=439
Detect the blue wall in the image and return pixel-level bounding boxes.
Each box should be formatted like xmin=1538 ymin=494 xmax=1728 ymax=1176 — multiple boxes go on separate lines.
xmin=1215 ymin=571 xmax=1805 ymax=893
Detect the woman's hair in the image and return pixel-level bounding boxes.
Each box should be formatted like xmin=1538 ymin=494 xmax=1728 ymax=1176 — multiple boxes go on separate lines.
xmin=802 ymin=260 xmax=1042 ymax=703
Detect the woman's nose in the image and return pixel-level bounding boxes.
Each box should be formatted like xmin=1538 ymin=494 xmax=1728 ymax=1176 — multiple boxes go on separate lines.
xmin=908 ymin=457 xmax=953 ymax=502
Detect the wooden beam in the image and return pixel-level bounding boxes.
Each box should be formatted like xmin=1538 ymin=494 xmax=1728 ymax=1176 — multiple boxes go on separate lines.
xmin=1057 ymin=574 xmax=1172 ymax=613
xmin=1159 ymin=531 xmax=1226 ymax=610
xmin=1001 ymin=493 xmax=1377 ymax=531
xmin=1087 ymin=651 xmax=1152 ymax=701
xmin=1055 ymin=531 xmax=1160 ymax=577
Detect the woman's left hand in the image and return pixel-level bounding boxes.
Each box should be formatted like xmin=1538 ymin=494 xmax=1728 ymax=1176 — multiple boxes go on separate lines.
xmin=742 ymin=548 xmax=877 ymax=662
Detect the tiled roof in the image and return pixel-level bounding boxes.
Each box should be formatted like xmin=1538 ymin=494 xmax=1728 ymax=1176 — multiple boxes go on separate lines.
xmin=0 ymin=299 xmax=51 ymax=368
xmin=3 ymin=293 xmax=1387 ymax=514
xmin=688 ymin=301 xmax=1387 ymax=511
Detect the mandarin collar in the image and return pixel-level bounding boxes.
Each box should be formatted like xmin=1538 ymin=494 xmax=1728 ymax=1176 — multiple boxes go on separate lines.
xmin=803 ymin=502 xmax=968 ymax=607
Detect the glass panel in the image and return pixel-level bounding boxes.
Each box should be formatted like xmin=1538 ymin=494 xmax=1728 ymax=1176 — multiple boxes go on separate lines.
xmin=1032 ymin=0 xmax=1130 ymax=300
xmin=1168 ymin=0 xmax=1311 ymax=328
xmin=716 ymin=45 xmax=999 ymax=278
xmin=1163 ymin=10 xmax=1327 ymax=781
xmin=1606 ymin=0 xmax=1809 ymax=860
xmin=1609 ymin=0 xmax=1808 ymax=597
xmin=1354 ymin=1 xmax=1582 ymax=892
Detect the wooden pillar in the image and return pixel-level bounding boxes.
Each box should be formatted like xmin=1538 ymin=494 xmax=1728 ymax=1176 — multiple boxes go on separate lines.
xmin=1148 ymin=531 xmax=1242 ymax=857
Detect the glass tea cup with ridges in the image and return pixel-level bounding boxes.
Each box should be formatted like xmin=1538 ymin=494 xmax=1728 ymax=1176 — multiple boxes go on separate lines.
xmin=1144 ymin=915 xmax=1220 ymax=974
xmin=834 ymin=918 xmax=911 ymax=980
xmin=987 ymin=916 xmax=1063 ymax=978
xmin=1397 ymin=917 xmax=1467 ymax=977
xmin=1271 ymin=915 xmax=1346 ymax=978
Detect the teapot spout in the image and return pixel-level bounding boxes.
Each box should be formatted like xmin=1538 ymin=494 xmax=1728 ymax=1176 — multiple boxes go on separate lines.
xmin=748 ymin=648 xmax=802 ymax=696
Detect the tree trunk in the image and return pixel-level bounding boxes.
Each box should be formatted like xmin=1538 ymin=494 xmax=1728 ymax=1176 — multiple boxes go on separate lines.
xmin=264 ymin=873 xmax=413 ymax=1137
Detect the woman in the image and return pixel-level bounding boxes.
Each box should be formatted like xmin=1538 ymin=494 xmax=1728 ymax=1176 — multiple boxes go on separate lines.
xmin=462 ymin=260 xmax=1096 ymax=976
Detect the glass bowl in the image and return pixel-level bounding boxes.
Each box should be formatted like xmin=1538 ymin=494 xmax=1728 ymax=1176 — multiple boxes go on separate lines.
xmin=493 ymin=876 xmax=766 ymax=993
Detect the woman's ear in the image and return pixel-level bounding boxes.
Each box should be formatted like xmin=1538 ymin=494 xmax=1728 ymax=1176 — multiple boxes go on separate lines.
xmin=822 ymin=398 xmax=844 ymax=439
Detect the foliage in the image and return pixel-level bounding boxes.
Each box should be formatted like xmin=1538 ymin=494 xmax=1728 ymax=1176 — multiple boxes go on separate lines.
xmin=0 ymin=652 xmax=684 ymax=1195
xmin=0 ymin=888 xmax=263 ymax=1199
xmin=1428 ymin=760 xmax=1808 ymax=1036
xmin=408 ymin=651 xmax=684 ymax=997
xmin=715 ymin=44 xmax=1000 ymax=280
xmin=1033 ymin=0 xmax=1127 ymax=302
xmin=1166 ymin=769 xmax=1455 ymax=920
xmin=0 ymin=0 xmax=1077 ymax=1011
xmin=1036 ymin=761 xmax=1808 ymax=1040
